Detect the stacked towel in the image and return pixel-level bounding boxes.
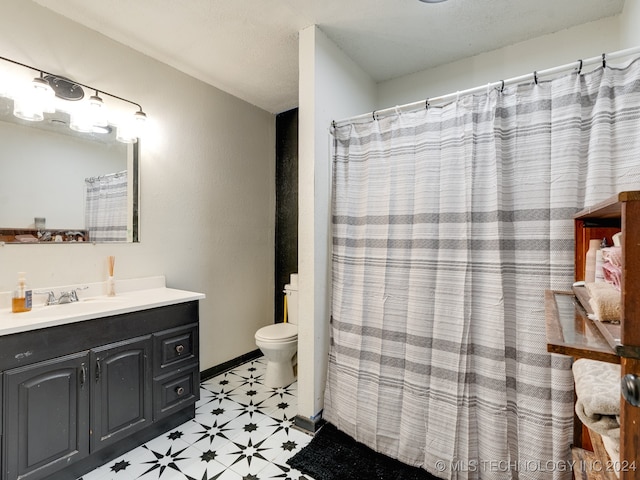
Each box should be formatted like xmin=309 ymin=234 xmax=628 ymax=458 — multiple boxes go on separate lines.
xmin=572 ymin=359 xmax=620 ymax=452
xmin=586 ymin=282 xmax=621 ymax=323
xmin=602 ymin=246 xmax=622 ymax=291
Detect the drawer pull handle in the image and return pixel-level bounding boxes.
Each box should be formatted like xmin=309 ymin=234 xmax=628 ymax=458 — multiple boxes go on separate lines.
xmin=175 ymin=344 xmax=185 ymax=354
xmin=175 ymin=386 xmax=185 ymax=396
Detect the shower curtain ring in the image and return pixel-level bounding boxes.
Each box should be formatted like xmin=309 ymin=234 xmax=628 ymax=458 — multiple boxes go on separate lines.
xmin=425 ymin=99 xmax=429 ymax=110
xmin=533 ymin=71 xmax=538 ymax=85
xmin=500 ymin=80 xmax=505 ymax=92
xmin=372 ymin=111 xmax=377 ymax=121
xmin=577 ymin=59 xmax=583 ymax=74
xmin=602 ymin=53 xmax=607 ymax=68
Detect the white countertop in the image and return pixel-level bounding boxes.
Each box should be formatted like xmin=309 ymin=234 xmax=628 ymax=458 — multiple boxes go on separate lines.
xmin=0 ymin=276 xmax=205 ymax=336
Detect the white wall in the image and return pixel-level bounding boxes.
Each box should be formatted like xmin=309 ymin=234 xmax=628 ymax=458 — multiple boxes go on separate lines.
xmin=378 ymin=14 xmax=633 ymax=110
xmin=299 ymin=4 xmax=640 ymax=423
xmin=0 ymin=0 xmax=276 ymax=371
xmin=297 ymin=26 xmax=377 ymax=422
xmin=620 ymin=0 xmax=640 ymax=48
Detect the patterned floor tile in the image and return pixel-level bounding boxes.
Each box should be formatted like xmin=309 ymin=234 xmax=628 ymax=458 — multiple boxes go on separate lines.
xmin=77 ymin=356 xmax=313 ymax=480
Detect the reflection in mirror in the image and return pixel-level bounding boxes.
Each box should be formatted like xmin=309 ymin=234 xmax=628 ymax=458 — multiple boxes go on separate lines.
xmin=0 ymin=96 xmax=139 ymax=244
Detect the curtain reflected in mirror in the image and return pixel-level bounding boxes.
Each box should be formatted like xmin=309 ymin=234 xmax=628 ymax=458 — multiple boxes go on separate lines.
xmin=85 ymin=171 xmax=129 ymax=242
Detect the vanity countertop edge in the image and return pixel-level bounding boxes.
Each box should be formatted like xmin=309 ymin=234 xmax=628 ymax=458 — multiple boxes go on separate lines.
xmin=0 ymin=275 xmax=205 ymax=336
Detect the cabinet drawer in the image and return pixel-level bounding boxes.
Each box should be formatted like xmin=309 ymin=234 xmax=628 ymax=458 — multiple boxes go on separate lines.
xmin=153 ymin=323 xmax=198 ymax=375
xmin=153 ymin=365 xmax=199 ymax=421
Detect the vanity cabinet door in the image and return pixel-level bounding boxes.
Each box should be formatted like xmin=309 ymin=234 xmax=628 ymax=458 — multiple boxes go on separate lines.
xmin=90 ymin=335 xmax=153 ymax=452
xmin=3 ymin=352 xmax=90 ymax=480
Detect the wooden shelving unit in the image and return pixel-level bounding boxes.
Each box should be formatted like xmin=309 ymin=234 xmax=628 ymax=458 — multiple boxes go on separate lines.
xmin=545 ymin=191 xmax=640 ymax=480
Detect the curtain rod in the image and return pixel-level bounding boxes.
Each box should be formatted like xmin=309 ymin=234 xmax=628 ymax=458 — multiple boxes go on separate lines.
xmin=334 ymin=45 xmax=640 ymax=126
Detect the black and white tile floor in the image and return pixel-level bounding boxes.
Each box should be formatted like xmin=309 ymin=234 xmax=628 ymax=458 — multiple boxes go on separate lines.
xmin=79 ymin=357 xmax=314 ymax=480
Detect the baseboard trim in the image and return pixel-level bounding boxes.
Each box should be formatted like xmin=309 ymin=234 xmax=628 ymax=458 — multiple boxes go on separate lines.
xmin=200 ymin=349 xmax=262 ymax=381
xmin=294 ymin=414 xmax=325 ymax=434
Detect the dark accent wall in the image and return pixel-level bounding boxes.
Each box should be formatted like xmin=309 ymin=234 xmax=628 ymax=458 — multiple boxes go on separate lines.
xmin=275 ymin=108 xmax=299 ymax=324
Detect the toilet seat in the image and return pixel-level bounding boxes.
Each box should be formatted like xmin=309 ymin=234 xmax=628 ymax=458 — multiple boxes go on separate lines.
xmin=255 ymin=323 xmax=297 ymax=342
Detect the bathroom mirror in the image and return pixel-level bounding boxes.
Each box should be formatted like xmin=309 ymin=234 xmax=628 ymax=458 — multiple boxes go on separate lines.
xmin=0 ymin=96 xmax=139 ymax=244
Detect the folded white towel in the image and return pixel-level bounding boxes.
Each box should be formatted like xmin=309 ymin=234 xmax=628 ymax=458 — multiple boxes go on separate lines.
xmin=572 ymin=359 xmax=620 ymax=447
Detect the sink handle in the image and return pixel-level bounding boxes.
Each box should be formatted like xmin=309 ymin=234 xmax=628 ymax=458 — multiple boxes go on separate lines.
xmin=34 ymin=290 xmax=57 ymax=305
xmin=68 ymin=286 xmax=89 ymax=303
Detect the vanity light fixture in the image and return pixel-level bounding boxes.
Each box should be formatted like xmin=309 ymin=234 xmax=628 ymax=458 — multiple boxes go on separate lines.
xmin=418 ymin=0 xmax=448 ymax=3
xmin=0 ymin=54 xmax=147 ymax=143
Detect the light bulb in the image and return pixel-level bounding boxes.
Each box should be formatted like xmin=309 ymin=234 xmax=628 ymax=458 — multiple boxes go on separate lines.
xmin=32 ymin=76 xmax=55 ymax=113
xmin=70 ymin=101 xmax=94 ymax=132
xmin=13 ymin=97 xmax=44 ymax=121
xmin=132 ymin=110 xmax=146 ymax=137
xmin=88 ymin=92 xmax=108 ymax=127
xmin=12 ymin=75 xmax=55 ymax=122
xmin=116 ymin=123 xmax=138 ymax=143
xmin=116 ymin=109 xmax=146 ymax=143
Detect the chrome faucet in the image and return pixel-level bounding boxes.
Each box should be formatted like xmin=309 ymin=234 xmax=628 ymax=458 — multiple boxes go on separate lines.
xmin=57 ymin=290 xmax=81 ymax=304
xmin=35 ymin=287 xmax=88 ymax=306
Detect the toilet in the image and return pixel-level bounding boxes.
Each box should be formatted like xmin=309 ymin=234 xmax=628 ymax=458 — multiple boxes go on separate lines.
xmin=255 ymin=274 xmax=298 ymax=388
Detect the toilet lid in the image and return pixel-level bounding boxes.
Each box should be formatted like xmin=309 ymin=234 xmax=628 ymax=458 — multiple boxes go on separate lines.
xmin=256 ymin=323 xmax=297 ymax=341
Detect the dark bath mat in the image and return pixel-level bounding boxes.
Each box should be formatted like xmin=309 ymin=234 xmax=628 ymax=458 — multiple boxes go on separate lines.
xmin=287 ymin=422 xmax=441 ymax=480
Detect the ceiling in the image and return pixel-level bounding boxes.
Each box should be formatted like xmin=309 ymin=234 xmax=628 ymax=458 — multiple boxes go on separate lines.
xmin=33 ymin=0 xmax=625 ymax=114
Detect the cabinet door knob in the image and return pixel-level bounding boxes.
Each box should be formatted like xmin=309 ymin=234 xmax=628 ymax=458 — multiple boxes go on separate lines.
xmin=175 ymin=386 xmax=185 ymax=396
xmin=175 ymin=344 xmax=185 ymax=354
xmin=622 ymin=374 xmax=640 ymax=407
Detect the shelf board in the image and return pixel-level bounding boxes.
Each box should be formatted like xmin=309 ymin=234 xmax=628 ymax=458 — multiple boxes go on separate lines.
xmin=572 ymin=285 xmax=623 ymax=355
xmin=575 ymin=191 xmax=640 ymax=220
xmin=545 ymin=290 xmax=619 ymax=363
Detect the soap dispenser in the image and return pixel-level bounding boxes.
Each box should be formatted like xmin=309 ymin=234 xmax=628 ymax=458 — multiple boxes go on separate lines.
xmin=12 ymin=272 xmax=32 ymax=313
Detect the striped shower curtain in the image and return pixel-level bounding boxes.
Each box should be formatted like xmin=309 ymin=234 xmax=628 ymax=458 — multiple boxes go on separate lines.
xmin=85 ymin=171 xmax=129 ymax=242
xmin=325 ymin=58 xmax=640 ymax=480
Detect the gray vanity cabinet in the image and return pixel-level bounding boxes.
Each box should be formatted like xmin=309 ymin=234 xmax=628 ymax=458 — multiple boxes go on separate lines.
xmin=89 ymin=336 xmax=153 ymax=452
xmin=3 ymin=352 xmax=90 ymax=480
xmin=0 ymin=300 xmax=200 ymax=480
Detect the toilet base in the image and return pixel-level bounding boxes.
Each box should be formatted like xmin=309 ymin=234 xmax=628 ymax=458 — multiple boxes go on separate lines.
xmin=264 ymin=359 xmax=296 ymax=388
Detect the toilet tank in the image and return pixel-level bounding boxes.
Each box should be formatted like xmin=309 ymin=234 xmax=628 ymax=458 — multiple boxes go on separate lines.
xmin=284 ymin=274 xmax=298 ymax=325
